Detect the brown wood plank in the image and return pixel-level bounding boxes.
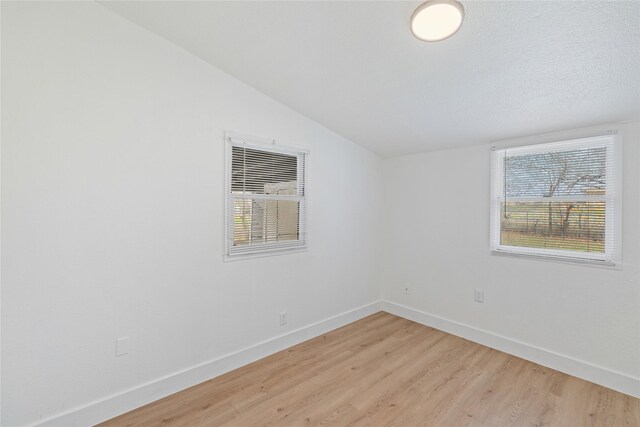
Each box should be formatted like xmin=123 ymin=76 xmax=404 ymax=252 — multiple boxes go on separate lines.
xmin=99 ymin=312 xmax=639 ymax=427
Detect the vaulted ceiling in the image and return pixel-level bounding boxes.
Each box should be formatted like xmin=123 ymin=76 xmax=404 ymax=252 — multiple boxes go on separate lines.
xmin=102 ymin=1 xmax=640 ymax=157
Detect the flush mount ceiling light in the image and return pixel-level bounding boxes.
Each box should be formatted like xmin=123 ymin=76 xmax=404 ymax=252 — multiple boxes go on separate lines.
xmin=410 ymin=0 xmax=465 ymax=42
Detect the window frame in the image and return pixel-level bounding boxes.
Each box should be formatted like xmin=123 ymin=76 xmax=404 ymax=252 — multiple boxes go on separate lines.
xmin=224 ymin=132 xmax=309 ymax=261
xmin=489 ymin=133 xmax=622 ymax=267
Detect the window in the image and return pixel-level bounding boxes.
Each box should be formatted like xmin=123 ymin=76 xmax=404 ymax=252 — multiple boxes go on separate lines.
xmin=225 ymin=133 xmax=308 ymax=258
xmin=490 ymin=133 xmax=620 ymax=265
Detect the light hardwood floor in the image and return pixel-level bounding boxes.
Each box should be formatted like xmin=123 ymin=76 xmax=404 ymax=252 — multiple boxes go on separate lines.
xmin=100 ymin=312 xmax=639 ymax=426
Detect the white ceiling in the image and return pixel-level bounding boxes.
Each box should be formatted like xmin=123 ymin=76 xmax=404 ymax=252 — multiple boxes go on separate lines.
xmin=102 ymin=1 xmax=640 ymax=157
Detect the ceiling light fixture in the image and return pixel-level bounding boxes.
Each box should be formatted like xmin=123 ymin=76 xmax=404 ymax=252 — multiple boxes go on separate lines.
xmin=410 ymin=0 xmax=465 ymax=42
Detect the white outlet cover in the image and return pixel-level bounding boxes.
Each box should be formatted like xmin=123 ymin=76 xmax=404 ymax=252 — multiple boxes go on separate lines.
xmin=279 ymin=311 xmax=288 ymax=326
xmin=116 ymin=337 xmax=130 ymax=356
xmin=474 ymin=289 xmax=485 ymax=303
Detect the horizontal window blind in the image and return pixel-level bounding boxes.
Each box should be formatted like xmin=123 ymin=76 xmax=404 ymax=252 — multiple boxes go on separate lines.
xmin=490 ymin=134 xmax=619 ymax=264
xmin=226 ymin=136 xmax=307 ymax=257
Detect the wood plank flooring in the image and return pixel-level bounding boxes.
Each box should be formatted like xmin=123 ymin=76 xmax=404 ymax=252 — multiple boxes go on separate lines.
xmin=100 ymin=312 xmax=639 ymax=426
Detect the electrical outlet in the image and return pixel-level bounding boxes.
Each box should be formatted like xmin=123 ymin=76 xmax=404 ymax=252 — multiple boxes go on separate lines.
xmin=474 ymin=289 xmax=484 ymax=303
xmin=116 ymin=337 xmax=130 ymax=357
xmin=279 ymin=311 xmax=288 ymax=326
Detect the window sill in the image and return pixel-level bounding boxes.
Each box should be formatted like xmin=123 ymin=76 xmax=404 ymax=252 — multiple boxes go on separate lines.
xmin=490 ymin=249 xmax=620 ymax=270
xmin=224 ymin=246 xmax=308 ymax=262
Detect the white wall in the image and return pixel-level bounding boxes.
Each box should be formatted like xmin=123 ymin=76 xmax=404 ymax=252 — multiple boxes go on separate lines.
xmin=0 ymin=2 xmax=383 ymax=425
xmin=382 ymin=121 xmax=640 ymax=393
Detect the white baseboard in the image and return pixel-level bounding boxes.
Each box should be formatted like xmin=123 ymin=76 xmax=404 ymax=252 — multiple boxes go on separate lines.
xmin=34 ymin=299 xmax=638 ymax=426
xmin=35 ymin=301 xmax=382 ymax=427
xmin=381 ymin=300 xmax=640 ymax=398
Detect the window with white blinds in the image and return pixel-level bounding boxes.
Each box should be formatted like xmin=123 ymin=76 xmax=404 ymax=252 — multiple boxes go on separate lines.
xmin=225 ymin=133 xmax=308 ymax=258
xmin=490 ymin=133 xmax=621 ymax=265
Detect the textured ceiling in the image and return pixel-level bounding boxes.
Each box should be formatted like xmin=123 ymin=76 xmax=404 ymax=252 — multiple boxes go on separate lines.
xmin=101 ymin=1 xmax=640 ymax=157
